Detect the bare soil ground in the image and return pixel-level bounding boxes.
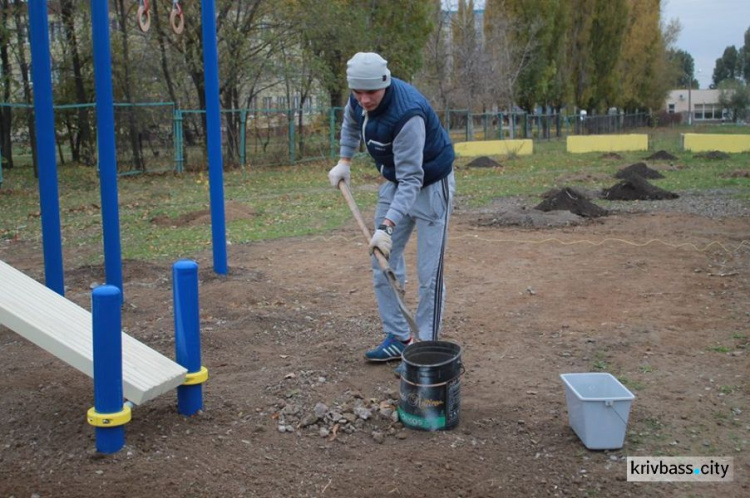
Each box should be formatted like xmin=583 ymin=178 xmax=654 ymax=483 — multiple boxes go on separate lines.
xmin=1 ymin=191 xmax=749 ymax=497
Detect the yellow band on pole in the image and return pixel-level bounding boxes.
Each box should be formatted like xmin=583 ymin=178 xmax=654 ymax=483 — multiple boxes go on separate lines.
xmin=183 ymin=366 xmax=209 ymax=386
xmin=87 ymin=405 xmax=132 ymax=428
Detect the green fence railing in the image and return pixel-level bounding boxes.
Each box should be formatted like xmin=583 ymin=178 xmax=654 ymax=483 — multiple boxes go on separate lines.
xmin=0 ymin=102 xmax=652 ymax=175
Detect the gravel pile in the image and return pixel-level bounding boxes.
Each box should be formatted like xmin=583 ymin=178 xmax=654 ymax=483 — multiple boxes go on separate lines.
xmin=262 ymin=368 xmax=410 ymax=444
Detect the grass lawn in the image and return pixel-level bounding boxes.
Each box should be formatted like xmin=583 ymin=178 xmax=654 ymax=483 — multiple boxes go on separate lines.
xmin=1 ymin=125 xmax=748 ymax=265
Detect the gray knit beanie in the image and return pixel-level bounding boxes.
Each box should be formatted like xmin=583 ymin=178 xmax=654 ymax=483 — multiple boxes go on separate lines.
xmin=346 ymin=52 xmax=391 ymax=90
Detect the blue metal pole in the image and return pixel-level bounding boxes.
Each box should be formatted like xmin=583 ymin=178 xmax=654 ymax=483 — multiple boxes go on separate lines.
xmin=201 ymin=0 xmax=228 ymax=275
xmin=28 ymin=0 xmax=64 ymax=296
xmin=90 ymin=0 xmax=124 ymax=295
xmin=91 ymin=285 xmax=126 ymax=453
xmin=173 ymin=260 xmax=205 ymax=416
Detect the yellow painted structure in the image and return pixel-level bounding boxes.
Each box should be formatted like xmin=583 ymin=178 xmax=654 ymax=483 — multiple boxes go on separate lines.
xmin=454 ymin=139 xmax=533 ymax=157
xmin=681 ymin=133 xmax=750 ymax=153
xmin=566 ymin=134 xmax=648 ymax=153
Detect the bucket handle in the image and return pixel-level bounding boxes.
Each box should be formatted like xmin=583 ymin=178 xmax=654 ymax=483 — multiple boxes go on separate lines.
xmin=604 ymin=399 xmax=630 ymax=427
xmin=400 ymin=362 xmax=465 ymax=387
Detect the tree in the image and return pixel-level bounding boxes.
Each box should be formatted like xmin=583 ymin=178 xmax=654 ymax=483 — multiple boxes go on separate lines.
xmin=0 ymin=0 xmax=13 ymax=171
xmin=718 ymin=79 xmax=750 ymax=123
xmin=741 ymin=26 xmax=750 ymax=82
xmin=416 ymin=1 xmax=454 ymax=114
xmin=113 ymin=0 xmax=145 ymax=171
xmin=483 ymin=0 xmax=543 ymax=113
xmin=504 ymin=0 xmax=559 ymax=114
xmin=713 ymin=45 xmax=740 ymax=86
xmin=58 ymin=0 xmax=95 ymax=165
xmin=567 ymin=0 xmax=596 ymax=110
xmin=543 ymin=0 xmax=572 ymax=112
xmin=214 ymin=0 xmax=285 ymax=165
xmin=667 ymin=49 xmax=697 ymax=88
xmin=365 ymin=0 xmax=434 ymax=81
xmin=617 ymin=0 xmax=667 ymax=111
xmin=587 ymin=0 xmax=628 ymax=112
xmin=451 ymin=0 xmax=482 ymax=115
xmin=281 ymin=0 xmax=360 ymax=110
xmin=11 ymin=0 xmax=37 ymax=175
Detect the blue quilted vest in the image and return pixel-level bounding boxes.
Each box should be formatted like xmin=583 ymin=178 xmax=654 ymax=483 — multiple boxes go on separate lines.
xmin=349 ymin=78 xmax=454 ymax=186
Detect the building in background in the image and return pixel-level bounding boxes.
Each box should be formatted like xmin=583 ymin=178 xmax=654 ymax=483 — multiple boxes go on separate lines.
xmin=665 ymin=89 xmax=727 ymax=123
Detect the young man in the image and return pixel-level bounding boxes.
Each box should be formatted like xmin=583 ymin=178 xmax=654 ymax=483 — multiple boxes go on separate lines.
xmin=328 ymin=52 xmax=455 ymax=368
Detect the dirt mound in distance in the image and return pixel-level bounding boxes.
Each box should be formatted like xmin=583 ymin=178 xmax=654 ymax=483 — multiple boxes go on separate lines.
xmin=645 ymin=150 xmax=677 ymax=161
xmin=476 ymin=207 xmax=585 ymax=228
xmin=601 ymin=152 xmax=623 ymax=160
xmin=615 ymin=162 xmax=665 ymax=180
xmin=720 ymin=169 xmax=750 ymax=178
xmin=601 ymin=175 xmax=679 ymax=200
xmin=151 ymin=201 xmax=255 ymax=227
xmin=534 ymin=187 xmax=608 ymax=218
xmin=466 ymin=156 xmax=502 ymax=168
xmin=694 ymin=150 xmax=730 ymax=160
xmin=541 ymin=186 xmax=595 ymax=200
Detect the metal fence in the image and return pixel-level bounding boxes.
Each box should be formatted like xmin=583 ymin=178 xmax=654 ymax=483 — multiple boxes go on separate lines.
xmin=440 ymin=110 xmax=651 ymax=142
xmin=0 ymin=102 xmax=652 ymax=176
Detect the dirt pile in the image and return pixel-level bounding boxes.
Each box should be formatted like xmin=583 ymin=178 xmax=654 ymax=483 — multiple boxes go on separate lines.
xmin=151 ymin=201 xmax=255 ymax=227
xmin=476 ymin=208 xmax=585 ymax=228
xmin=694 ymin=150 xmax=730 ymax=160
xmin=541 ymin=186 xmax=594 ymax=200
xmin=601 ymin=152 xmax=623 ymax=160
xmin=601 ymin=175 xmax=679 ymax=200
xmin=720 ymin=169 xmax=750 ymax=178
xmin=466 ymin=156 xmax=501 ymax=168
xmin=615 ymin=162 xmax=665 ymax=180
xmin=534 ymin=187 xmax=608 ymax=217
xmin=645 ymin=150 xmax=677 ymax=161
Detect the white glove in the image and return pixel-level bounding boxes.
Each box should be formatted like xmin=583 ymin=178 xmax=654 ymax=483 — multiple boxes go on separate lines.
xmin=328 ymin=160 xmax=351 ymax=188
xmin=369 ymin=227 xmax=392 ymax=258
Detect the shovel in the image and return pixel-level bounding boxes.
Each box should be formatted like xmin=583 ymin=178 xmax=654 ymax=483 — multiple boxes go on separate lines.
xmin=338 ymin=181 xmax=419 ymax=342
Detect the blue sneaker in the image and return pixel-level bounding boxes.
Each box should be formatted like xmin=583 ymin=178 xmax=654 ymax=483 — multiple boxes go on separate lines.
xmin=364 ymin=335 xmax=412 ymax=362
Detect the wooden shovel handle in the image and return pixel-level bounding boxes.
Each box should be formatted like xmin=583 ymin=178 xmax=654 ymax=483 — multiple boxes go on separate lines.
xmin=337 ymin=181 xmax=390 ymax=271
xmin=337 ymin=181 xmax=420 ymax=341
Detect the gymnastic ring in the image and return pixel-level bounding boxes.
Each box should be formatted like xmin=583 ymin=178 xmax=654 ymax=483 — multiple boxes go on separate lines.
xmin=137 ymin=5 xmax=151 ymax=33
xmin=170 ymin=7 xmax=185 ymax=35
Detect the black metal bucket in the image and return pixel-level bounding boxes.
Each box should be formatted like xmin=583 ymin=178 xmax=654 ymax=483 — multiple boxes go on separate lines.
xmin=398 ymin=340 xmax=463 ymax=431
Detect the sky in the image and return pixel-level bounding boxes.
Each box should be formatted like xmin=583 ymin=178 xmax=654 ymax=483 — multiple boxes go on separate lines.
xmin=662 ymin=0 xmax=750 ymax=89
xmin=444 ymin=0 xmax=750 ymax=90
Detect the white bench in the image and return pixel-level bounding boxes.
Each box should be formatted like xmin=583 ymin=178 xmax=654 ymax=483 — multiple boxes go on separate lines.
xmin=0 ymin=260 xmax=187 ymax=404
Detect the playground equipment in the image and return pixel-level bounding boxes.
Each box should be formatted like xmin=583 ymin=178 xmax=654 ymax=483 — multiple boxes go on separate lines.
xmin=25 ymin=0 xmax=228 ymax=299
xmin=0 ymin=259 xmax=208 ymax=453
xmin=28 ymin=0 xmax=64 ymax=295
xmin=137 ymin=0 xmax=185 ymax=35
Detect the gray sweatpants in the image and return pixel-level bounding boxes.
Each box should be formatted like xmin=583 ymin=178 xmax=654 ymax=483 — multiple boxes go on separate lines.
xmin=372 ymin=172 xmax=455 ymax=342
